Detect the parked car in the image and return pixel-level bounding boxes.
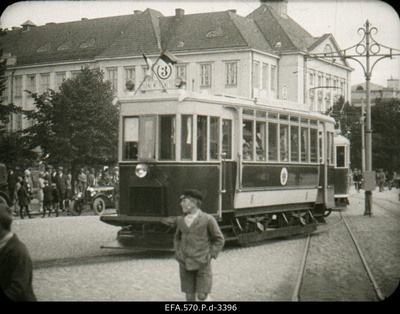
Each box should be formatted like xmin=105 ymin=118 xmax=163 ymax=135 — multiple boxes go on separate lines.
xmin=69 ymin=185 xmax=115 ymax=216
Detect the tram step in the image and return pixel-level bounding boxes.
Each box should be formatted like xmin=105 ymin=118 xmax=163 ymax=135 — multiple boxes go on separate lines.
xmin=237 ymin=223 xmax=317 ymax=246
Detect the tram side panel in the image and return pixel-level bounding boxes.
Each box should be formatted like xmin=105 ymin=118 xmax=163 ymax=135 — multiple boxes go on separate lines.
xmin=118 ymin=163 xmax=220 ymax=217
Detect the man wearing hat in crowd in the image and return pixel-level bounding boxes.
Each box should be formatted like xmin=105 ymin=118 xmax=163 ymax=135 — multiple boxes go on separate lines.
xmin=174 ymin=189 xmax=225 ymax=302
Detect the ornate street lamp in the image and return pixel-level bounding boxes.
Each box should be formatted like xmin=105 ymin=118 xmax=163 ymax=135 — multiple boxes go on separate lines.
xmin=307 ymin=20 xmax=400 ymax=216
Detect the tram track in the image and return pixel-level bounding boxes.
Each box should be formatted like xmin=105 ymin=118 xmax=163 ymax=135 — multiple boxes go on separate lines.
xmin=292 ymin=210 xmax=386 ymax=301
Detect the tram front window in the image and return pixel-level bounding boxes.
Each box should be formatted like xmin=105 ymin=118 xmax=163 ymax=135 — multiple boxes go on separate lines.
xmin=181 ymin=115 xmax=193 ymax=160
xmin=280 ymin=124 xmax=289 ymax=162
xmin=160 ymin=116 xmax=176 ymax=160
xmin=197 ymin=116 xmax=208 ymax=161
xmin=123 ymin=117 xmax=139 ymax=160
xmin=243 ymin=120 xmax=253 ymax=160
xmin=139 ymin=116 xmax=156 ymax=159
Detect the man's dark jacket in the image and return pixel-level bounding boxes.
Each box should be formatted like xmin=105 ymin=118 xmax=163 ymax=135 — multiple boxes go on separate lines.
xmin=0 ymin=234 xmax=36 ymax=301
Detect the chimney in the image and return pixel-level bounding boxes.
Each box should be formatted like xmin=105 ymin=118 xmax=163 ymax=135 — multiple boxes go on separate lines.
xmin=134 ymin=10 xmax=142 ymax=14
xmin=175 ymin=8 xmax=185 ymax=20
xmin=228 ymin=9 xmax=237 ymax=14
xmin=262 ymin=0 xmax=288 ymax=19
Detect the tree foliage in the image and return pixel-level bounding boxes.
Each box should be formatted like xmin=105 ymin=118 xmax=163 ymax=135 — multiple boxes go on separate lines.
xmin=371 ymin=98 xmax=400 ymax=171
xmin=325 ymin=96 xmax=362 ymax=169
xmin=21 ymin=65 xmax=119 ymax=168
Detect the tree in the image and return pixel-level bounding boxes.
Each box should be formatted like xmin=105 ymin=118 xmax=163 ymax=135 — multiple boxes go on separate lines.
xmin=325 ymin=96 xmax=362 ymax=169
xmin=371 ymin=98 xmax=400 ymax=172
xmin=22 ymin=65 xmax=119 ymax=170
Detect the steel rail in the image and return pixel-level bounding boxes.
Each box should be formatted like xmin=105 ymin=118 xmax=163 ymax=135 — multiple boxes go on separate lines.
xmin=341 ymin=213 xmax=386 ymax=301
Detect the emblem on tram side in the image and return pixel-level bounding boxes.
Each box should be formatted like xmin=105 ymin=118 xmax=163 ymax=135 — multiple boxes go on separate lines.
xmin=280 ymin=167 xmax=288 ymax=186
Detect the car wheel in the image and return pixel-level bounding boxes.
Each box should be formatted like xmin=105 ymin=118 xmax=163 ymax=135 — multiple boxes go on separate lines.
xmin=92 ymin=197 xmax=106 ymax=215
xmin=69 ymin=200 xmax=81 ymax=216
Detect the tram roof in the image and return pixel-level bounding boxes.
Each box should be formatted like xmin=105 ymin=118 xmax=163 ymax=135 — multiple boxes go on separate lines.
xmin=334 ymin=134 xmax=350 ymax=146
xmin=120 ymin=90 xmax=336 ymax=123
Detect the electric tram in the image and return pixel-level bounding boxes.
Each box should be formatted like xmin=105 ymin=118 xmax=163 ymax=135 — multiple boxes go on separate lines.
xmin=333 ymin=132 xmax=351 ymax=209
xmin=100 ymin=91 xmax=339 ymax=249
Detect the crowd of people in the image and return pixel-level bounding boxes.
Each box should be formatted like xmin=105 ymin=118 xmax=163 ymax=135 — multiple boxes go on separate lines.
xmin=351 ymin=168 xmax=398 ymax=193
xmin=6 ymin=165 xmax=119 ymax=218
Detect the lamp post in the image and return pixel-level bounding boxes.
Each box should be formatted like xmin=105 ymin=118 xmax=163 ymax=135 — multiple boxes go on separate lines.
xmin=307 ymin=20 xmax=400 ymax=216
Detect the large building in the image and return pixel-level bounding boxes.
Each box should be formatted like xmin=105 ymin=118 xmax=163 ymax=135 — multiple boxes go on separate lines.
xmin=351 ymin=78 xmax=400 ymax=107
xmin=0 ymin=0 xmax=353 ymax=131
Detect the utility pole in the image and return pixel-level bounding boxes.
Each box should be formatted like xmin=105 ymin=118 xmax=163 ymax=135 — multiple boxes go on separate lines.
xmin=307 ymin=20 xmax=400 ymax=217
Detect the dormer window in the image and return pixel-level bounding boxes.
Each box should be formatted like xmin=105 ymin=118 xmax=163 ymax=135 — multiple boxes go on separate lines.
xmin=324 ymin=44 xmax=333 ymax=56
xmin=206 ymin=26 xmax=223 ymax=38
xmin=58 ymin=42 xmax=71 ymax=51
xmin=80 ymin=38 xmax=95 ymax=48
xmin=36 ymin=43 xmax=51 ymax=53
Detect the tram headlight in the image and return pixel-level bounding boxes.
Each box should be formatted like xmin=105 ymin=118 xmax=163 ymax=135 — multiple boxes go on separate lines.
xmin=135 ymin=163 xmax=149 ymax=178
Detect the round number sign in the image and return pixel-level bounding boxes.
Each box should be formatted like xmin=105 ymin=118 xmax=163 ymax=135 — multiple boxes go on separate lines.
xmin=280 ymin=167 xmax=288 ymax=186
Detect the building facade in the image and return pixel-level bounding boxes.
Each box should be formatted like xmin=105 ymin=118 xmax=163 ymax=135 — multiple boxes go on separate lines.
xmin=1 ymin=1 xmax=353 ymax=132
xmin=351 ymin=78 xmax=400 ymax=107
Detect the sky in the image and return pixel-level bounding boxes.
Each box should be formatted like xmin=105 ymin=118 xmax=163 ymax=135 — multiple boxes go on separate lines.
xmin=1 ymin=0 xmax=399 ymax=87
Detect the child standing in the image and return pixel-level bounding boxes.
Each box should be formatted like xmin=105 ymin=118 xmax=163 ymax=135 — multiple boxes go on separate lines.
xmin=42 ymin=181 xmax=53 ymax=218
xmin=17 ymin=181 xmax=32 ymax=219
xmin=51 ymin=183 xmax=60 ymax=217
xmin=174 ymin=189 xmax=225 ymax=302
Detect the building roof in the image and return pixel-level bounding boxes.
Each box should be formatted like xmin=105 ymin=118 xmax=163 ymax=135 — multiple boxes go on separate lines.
xmin=0 ymin=4 xmax=345 ymax=66
xmin=1 ymin=10 xmax=163 ymax=66
xmin=159 ymin=10 xmax=274 ymax=54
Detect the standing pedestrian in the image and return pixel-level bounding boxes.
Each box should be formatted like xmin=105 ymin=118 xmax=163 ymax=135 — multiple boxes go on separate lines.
xmin=17 ymin=181 xmax=32 ymax=219
xmin=37 ymin=172 xmax=45 ymax=213
xmin=87 ymin=168 xmax=96 ymax=187
xmin=174 ymin=189 xmax=225 ymax=302
xmin=0 ymin=204 xmax=37 ymax=302
xmin=76 ymin=168 xmax=87 ymax=193
xmin=51 ymin=183 xmax=60 ymax=217
xmin=353 ymin=169 xmax=363 ymax=193
xmin=65 ymin=173 xmax=72 ymax=210
xmin=377 ymin=168 xmax=386 ymax=192
xmin=7 ymin=167 xmax=17 ymax=208
xmin=56 ymin=167 xmax=67 ymax=211
xmin=42 ymin=181 xmax=53 ymax=218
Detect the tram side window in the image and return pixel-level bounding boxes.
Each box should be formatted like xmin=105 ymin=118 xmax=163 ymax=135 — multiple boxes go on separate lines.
xmin=222 ymin=119 xmax=232 ymax=159
xmin=181 ymin=115 xmax=193 ymax=160
xmin=290 ymin=125 xmax=299 ymax=162
xmin=301 ymin=127 xmax=309 ymax=162
xmin=280 ymin=124 xmax=289 ymax=162
xmin=210 ymin=117 xmax=219 ymax=160
xmin=197 ymin=116 xmax=208 ymax=161
xmin=160 ymin=116 xmax=176 ymax=160
xmin=336 ymin=146 xmax=345 ymax=167
xmin=139 ymin=116 xmax=156 ymax=160
xmin=256 ymin=121 xmax=266 ymax=161
xmin=310 ymin=128 xmax=318 ymax=163
xmin=268 ymin=122 xmax=278 ymax=161
xmin=123 ymin=117 xmax=139 ymax=160
xmin=242 ymin=120 xmax=253 ymax=160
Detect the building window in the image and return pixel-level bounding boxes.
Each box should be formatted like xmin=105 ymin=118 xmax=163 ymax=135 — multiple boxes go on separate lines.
xmin=262 ymin=63 xmax=269 ymax=90
xmin=107 ymin=68 xmax=118 ymax=91
xmin=271 ymin=65 xmax=277 ymax=92
xmin=253 ymin=61 xmax=260 ymax=89
xmin=225 ymin=61 xmax=237 ymax=86
xmin=124 ymin=67 xmax=135 ymax=89
xmin=40 ymin=74 xmax=50 ymax=94
xmin=200 ymin=64 xmax=212 ymax=87
xmin=27 ymin=75 xmax=36 ymax=95
xmin=55 ymin=72 xmax=66 ymax=91
xmin=309 ymin=73 xmax=314 ymax=86
xmin=14 ymin=76 xmax=22 ymax=98
xmin=176 ymin=65 xmax=187 ymax=89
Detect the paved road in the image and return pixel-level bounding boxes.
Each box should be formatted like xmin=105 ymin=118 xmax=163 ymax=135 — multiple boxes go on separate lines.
xmin=9 ymin=187 xmax=400 ymax=302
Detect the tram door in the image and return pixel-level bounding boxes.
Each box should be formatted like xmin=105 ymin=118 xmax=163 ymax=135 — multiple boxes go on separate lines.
xmin=316 ymin=122 xmax=335 ymax=209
